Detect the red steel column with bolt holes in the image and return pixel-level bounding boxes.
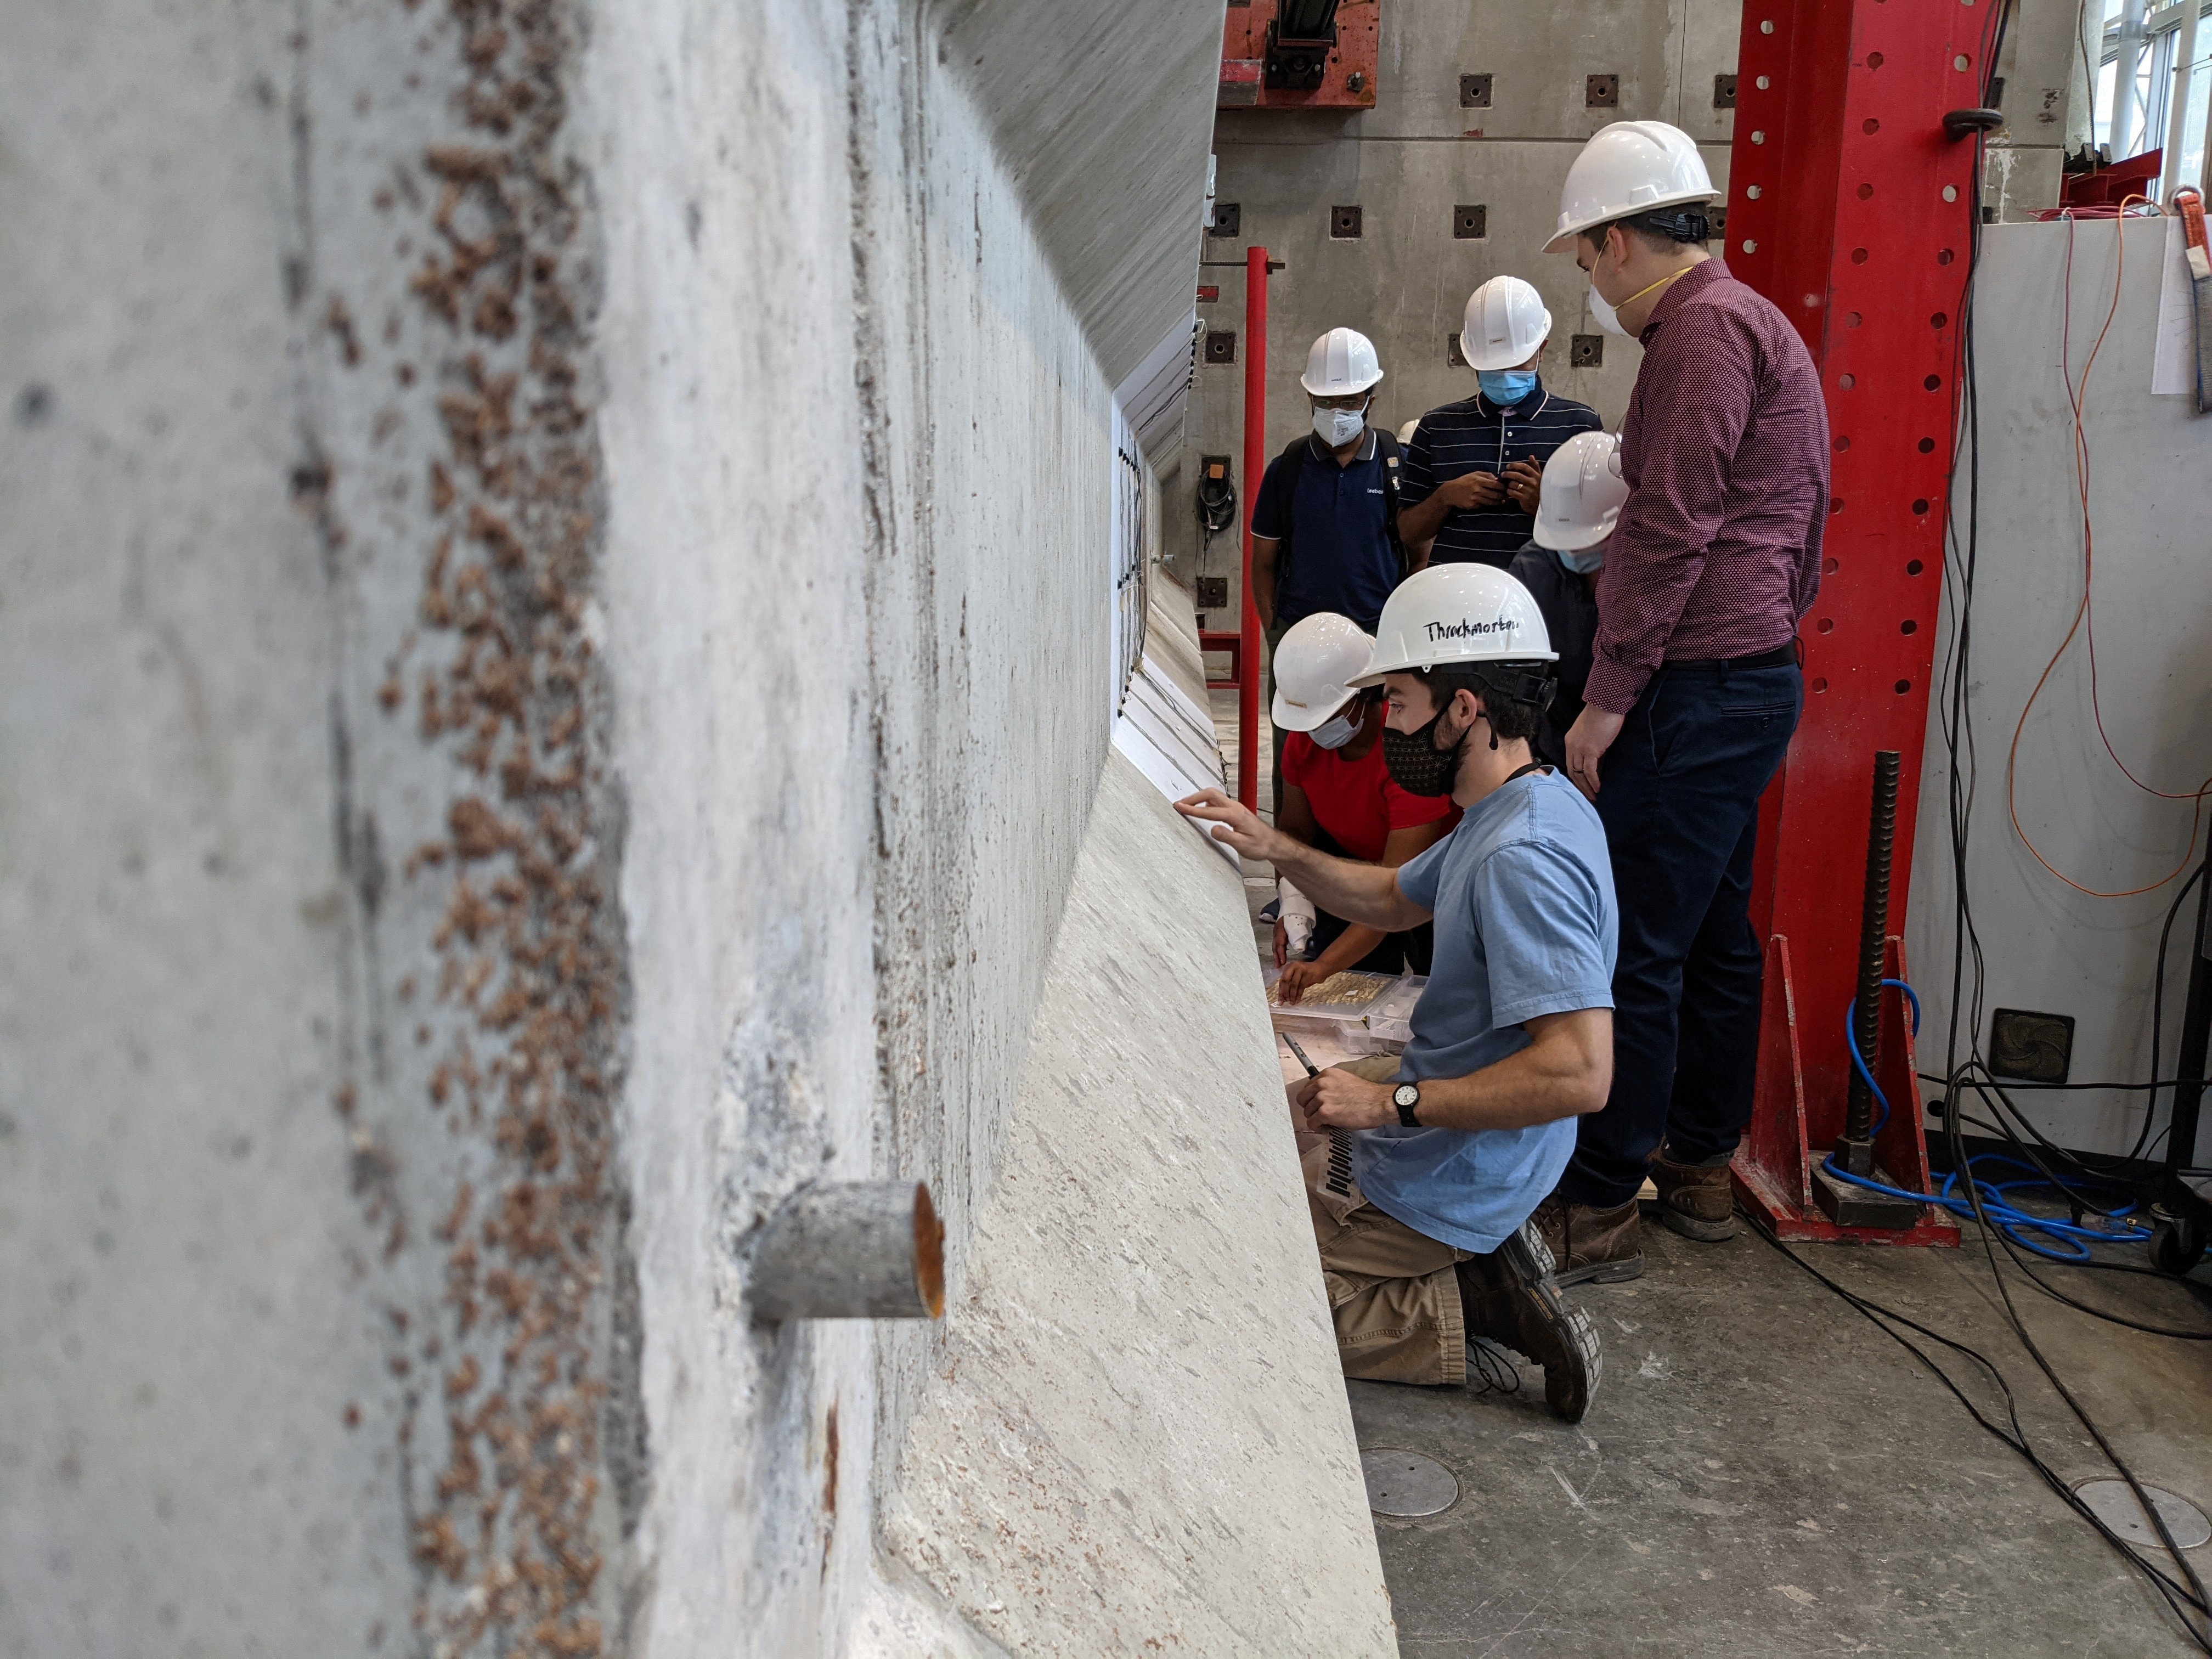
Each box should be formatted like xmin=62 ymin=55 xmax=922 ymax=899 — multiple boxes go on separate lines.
xmin=1238 ymin=244 xmax=1269 ymax=812
xmin=1723 ymin=1 xmax=1983 ymax=1241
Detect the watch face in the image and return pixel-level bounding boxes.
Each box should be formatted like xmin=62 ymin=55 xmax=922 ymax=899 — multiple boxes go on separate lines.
xmin=1394 ymin=1084 xmax=1419 ymax=1108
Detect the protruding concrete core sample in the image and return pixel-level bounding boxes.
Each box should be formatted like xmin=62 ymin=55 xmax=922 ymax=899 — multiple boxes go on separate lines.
xmin=749 ymin=1181 xmax=946 ymax=1321
xmin=1362 ymin=1448 xmax=1459 ymax=1517
xmin=2073 ymin=1480 xmax=2212 ymax=1550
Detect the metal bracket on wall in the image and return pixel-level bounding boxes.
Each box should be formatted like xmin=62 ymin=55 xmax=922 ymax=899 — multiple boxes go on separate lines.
xmin=1459 ymin=72 xmax=1492 ymax=108
xmin=1569 ymin=334 xmax=1603 ymax=368
xmin=1204 ymin=331 xmax=1238 ymax=364
xmin=1587 ymin=74 xmax=1619 ymax=108
xmin=1453 ymin=204 xmax=1487 ymax=239
xmin=1220 ymin=0 xmax=1378 ymax=110
xmin=1714 ymin=72 xmax=1739 ymax=109
xmin=1209 ymin=202 xmax=1242 ymax=238
xmin=1330 ymin=204 xmax=1363 ymax=238
xmin=1446 ymin=332 xmax=1468 ymax=368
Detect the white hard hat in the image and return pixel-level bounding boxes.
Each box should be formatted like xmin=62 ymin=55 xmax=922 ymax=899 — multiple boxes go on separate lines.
xmin=1460 ymin=276 xmax=1553 ymax=370
xmin=1300 ymin=327 xmax=1385 ymax=396
xmin=1354 ymin=564 xmax=1556 ymax=686
xmin=1533 ymin=430 xmax=1630 ymax=551
xmin=1396 ymin=419 xmax=1420 ymax=446
xmin=1271 ymin=613 xmax=1375 ymax=732
xmin=1543 ymin=120 xmax=1720 ymax=254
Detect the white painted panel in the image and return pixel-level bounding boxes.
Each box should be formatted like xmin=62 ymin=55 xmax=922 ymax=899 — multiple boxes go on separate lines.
xmin=1908 ymin=217 xmax=2212 ymax=1158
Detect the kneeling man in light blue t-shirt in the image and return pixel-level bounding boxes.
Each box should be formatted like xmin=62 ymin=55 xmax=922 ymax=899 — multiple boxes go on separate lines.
xmin=1180 ymin=563 xmax=1617 ymax=1423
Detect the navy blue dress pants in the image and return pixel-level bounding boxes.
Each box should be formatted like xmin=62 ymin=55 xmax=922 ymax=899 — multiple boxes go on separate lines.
xmin=1556 ymin=661 xmax=1803 ymax=1209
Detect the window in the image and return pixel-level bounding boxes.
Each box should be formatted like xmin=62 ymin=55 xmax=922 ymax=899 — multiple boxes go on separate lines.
xmin=1110 ymin=413 xmax=1148 ymax=714
xmin=2092 ymin=0 xmax=2211 ymax=176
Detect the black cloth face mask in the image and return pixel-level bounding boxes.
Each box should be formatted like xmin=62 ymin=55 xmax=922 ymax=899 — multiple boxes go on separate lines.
xmin=1383 ymin=708 xmax=1471 ymax=797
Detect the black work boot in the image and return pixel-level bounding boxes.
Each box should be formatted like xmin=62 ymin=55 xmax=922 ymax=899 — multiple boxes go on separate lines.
xmin=1651 ymin=1148 xmax=1740 ymax=1242
xmin=1532 ymin=1193 xmax=1646 ymax=1285
xmin=1459 ymin=1221 xmax=1602 ymax=1423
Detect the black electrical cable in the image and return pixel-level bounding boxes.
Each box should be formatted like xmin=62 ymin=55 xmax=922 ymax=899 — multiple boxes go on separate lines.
xmin=1919 ymin=1072 xmax=2205 ymax=1093
xmin=1762 ymin=1228 xmax=2212 ymax=1648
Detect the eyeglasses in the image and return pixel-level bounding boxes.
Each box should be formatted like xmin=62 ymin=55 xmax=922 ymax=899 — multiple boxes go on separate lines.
xmin=1310 ymin=393 xmax=1370 ymax=411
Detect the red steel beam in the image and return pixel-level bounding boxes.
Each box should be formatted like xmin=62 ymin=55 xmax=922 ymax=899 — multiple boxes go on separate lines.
xmin=1725 ymin=3 xmax=1983 ymax=1176
xmin=1239 ymin=245 xmax=1270 ymax=811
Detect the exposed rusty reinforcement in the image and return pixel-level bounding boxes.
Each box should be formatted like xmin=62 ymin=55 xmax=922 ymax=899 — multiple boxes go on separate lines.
xmin=355 ymin=0 xmax=629 ymax=1651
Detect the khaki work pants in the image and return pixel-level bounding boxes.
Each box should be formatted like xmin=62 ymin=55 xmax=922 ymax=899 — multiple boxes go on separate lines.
xmin=1299 ymin=1054 xmax=1474 ymax=1386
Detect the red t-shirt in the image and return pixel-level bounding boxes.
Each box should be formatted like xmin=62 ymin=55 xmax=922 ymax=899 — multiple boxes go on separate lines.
xmin=1280 ymin=730 xmax=1460 ymax=862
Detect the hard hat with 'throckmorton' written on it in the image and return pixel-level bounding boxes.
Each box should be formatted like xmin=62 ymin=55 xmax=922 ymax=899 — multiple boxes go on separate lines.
xmin=1543 ymin=120 xmax=1720 ymax=254
xmin=1300 ymin=327 xmax=1385 ymax=396
xmin=1353 ymin=564 xmax=1556 ymax=686
xmin=1533 ymin=430 xmax=1630 ymax=551
xmin=1460 ymin=275 xmax=1553 ymax=371
xmin=1271 ymin=613 xmax=1376 ymax=733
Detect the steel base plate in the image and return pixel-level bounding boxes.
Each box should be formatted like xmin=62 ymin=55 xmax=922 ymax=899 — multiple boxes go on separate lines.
xmin=1810 ymin=1160 xmax=1927 ymax=1230
xmin=1361 ymin=1448 xmax=1459 ymax=1517
xmin=2074 ymin=1480 xmax=2212 ymax=1550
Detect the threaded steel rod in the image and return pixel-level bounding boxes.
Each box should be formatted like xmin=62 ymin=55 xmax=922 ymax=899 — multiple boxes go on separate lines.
xmin=1841 ymin=751 xmax=1901 ymax=1171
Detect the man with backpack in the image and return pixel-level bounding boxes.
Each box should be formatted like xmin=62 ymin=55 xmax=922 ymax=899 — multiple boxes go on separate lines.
xmin=1249 ymin=326 xmax=1413 ymax=811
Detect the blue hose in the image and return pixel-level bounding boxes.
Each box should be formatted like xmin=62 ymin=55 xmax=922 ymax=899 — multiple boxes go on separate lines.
xmin=1822 ymin=979 xmax=2153 ymax=1261
xmin=1845 ymin=978 xmax=1921 ymax=1136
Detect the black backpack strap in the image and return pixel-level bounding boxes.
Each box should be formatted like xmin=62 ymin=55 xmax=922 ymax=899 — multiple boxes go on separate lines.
xmin=1267 ymin=435 xmax=1311 ymax=590
xmin=1373 ymin=428 xmax=1409 ymax=578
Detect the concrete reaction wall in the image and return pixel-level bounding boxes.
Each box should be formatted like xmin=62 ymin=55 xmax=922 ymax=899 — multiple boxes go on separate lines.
xmin=1165 ymin=0 xmax=2083 ymax=602
xmin=1169 ymin=0 xmax=1741 ymax=596
xmin=1906 ymin=217 xmax=2212 ymax=1157
xmin=2 ymin=0 xmax=1389 ymax=1654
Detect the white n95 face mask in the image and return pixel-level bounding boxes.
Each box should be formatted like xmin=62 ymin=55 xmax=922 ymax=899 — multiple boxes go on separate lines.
xmin=1312 ymin=405 xmax=1365 ymax=446
xmin=1588 ymin=283 xmax=1628 ymax=337
xmin=1308 ymin=707 xmax=1362 ymax=749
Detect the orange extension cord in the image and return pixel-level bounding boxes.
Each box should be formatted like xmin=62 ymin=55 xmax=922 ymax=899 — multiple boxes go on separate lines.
xmin=2005 ymin=201 xmax=2212 ymax=899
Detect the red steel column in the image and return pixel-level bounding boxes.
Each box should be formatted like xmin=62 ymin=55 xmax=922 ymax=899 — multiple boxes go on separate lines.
xmin=1725 ymin=4 xmax=1982 ymax=1158
xmin=1239 ymin=244 xmax=1270 ymax=811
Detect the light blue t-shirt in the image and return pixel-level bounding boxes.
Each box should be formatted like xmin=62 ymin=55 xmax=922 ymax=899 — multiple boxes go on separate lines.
xmin=1352 ymin=769 xmax=1618 ymax=1252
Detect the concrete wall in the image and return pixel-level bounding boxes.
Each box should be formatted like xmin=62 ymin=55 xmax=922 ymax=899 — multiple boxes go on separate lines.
xmin=1 ymin=0 xmax=1388 ymax=1653
xmin=1906 ymin=216 xmax=2212 ymax=1158
xmin=1980 ymin=0 xmax=2082 ymax=223
xmin=1169 ymin=0 xmax=1742 ymax=595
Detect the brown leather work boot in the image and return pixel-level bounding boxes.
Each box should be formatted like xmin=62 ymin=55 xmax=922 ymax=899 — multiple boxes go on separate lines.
xmin=1457 ymin=1222 xmax=1602 ymax=1423
xmin=1531 ymin=1194 xmax=1645 ymax=1285
xmin=1651 ymin=1149 xmax=1739 ymax=1241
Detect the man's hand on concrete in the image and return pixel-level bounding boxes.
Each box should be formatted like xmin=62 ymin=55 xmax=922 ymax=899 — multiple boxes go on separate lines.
xmin=1436 ymin=471 xmax=1505 ymax=511
xmin=1565 ymin=706 xmax=1626 ymax=802
xmin=1504 ymin=458 xmax=1543 ymax=515
xmin=1174 ymin=789 xmax=1287 ymax=862
xmin=1303 ymin=1066 xmax=1395 ymax=1130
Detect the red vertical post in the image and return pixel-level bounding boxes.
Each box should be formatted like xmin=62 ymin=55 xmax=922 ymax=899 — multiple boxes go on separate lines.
xmin=1238 ymin=244 xmax=1270 ymax=812
xmin=1724 ymin=0 xmax=1982 ymax=1239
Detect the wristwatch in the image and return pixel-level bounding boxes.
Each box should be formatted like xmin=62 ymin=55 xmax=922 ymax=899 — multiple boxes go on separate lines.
xmin=1392 ymin=1082 xmax=1422 ymax=1127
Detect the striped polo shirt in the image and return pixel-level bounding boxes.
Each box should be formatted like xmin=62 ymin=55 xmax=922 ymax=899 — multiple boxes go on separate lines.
xmin=1401 ymin=378 xmax=1602 ymax=568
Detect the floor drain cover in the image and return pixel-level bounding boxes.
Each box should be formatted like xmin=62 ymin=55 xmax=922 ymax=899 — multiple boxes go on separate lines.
xmin=1362 ymin=1448 xmax=1459 ymax=1517
xmin=2074 ymin=1480 xmax=2212 ymax=1549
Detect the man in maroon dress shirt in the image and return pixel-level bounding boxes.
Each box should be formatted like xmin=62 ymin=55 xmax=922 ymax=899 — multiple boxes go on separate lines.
xmin=1533 ymin=121 xmax=1829 ymax=1283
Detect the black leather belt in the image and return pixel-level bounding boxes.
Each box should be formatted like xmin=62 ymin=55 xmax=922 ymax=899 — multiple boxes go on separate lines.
xmin=1661 ymin=642 xmax=1801 ymax=673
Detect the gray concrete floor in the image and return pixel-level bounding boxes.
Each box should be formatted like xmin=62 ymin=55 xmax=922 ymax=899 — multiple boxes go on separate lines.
xmin=1214 ymin=690 xmax=2212 ymax=1655
xmin=1353 ymin=1224 xmax=2212 ymax=1658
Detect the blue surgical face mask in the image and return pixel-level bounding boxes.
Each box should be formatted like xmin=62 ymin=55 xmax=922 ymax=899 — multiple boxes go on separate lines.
xmin=1559 ymin=539 xmax=1608 ymax=574
xmin=1477 ymin=368 xmax=1538 ymax=407
xmin=1308 ymin=706 xmax=1363 ymax=749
